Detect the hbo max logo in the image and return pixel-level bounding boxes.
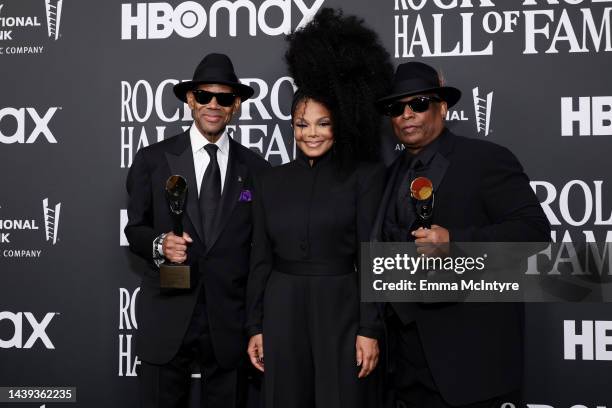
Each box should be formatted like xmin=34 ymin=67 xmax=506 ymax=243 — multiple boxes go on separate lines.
xmin=0 ymin=107 xmax=59 ymax=144
xmin=0 ymin=311 xmax=56 ymax=349
xmin=121 ymin=0 xmax=324 ymax=40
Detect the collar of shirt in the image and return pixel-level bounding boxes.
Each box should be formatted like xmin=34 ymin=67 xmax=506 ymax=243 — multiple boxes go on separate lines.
xmin=403 ymin=128 xmax=446 ymax=170
xmin=189 ymin=124 xmax=230 ymax=156
xmin=189 ymin=124 xmax=230 ymax=194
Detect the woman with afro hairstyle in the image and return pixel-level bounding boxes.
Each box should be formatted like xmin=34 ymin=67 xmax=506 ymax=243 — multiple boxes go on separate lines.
xmin=245 ymin=8 xmax=393 ymax=408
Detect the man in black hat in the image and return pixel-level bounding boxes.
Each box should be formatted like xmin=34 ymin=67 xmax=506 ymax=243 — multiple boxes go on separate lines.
xmin=371 ymin=62 xmax=550 ymax=407
xmin=125 ymin=53 xmax=269 ymax=407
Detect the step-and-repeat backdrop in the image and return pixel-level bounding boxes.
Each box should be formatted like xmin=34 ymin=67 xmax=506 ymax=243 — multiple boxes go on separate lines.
xmin=1 ymin=0 xmax=611 ymax=407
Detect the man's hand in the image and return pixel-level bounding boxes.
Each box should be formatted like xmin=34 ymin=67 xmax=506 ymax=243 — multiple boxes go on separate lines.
xmin=356 ymin=335 xmax=379 ymax=378
xmin=162 ymin=232 xmax=193 ymax=263
xmin=412 ymin=225 xmax=449 ymax=243
xmin=247 ymin=334 xmax=264 ymax=372
xmin=412 ymin=225 xmax=450 ymax=256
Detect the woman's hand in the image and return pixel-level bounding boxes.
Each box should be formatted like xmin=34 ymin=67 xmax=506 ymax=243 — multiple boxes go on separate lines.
xmin=356 ymin=335 xmax=379 ymax=378
xmin=247 ymin=334 xmax=265 ymax=372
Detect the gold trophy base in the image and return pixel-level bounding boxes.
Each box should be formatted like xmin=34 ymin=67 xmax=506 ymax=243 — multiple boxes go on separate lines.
xmin=160 ymin=263 xmax=192 ymax=289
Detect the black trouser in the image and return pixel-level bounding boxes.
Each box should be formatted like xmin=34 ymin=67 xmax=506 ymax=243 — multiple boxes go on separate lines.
xmin=138 ymin=292 xmax=246 ymax=408
xmin=390 ymin=316 xmax=514 ymax=408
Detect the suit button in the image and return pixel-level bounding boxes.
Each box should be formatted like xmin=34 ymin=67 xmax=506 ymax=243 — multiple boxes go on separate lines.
xmin=300 ymin=242 xmax=307 ymax=251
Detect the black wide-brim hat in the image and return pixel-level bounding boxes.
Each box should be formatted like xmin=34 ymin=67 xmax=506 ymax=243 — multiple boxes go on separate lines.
xmin=376 ymin=61 xmax=461 ymax=109
xmin=173 ymin=53 xmax=254 ymax=103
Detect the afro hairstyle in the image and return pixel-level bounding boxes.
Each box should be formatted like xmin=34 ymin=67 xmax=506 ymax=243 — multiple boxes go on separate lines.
xmin=285 ymin=8 xmax=394 ymax=163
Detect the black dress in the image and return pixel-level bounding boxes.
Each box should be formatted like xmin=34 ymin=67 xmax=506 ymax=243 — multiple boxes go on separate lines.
xmin=246 ymin=151 xmax=386 ymax=408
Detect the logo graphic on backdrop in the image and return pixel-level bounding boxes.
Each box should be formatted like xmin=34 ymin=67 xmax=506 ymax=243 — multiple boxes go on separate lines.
xmin=0 ymin=311 xmax=56 ymax=349
xmin=473 ymin=87 xmax=493 ymax=136
xmin=0 ymin=3 xmax=41 ymax=42
xmin=120 ymin=0 xmax=325 ymax=40
xmin=445 ymin=108 xmax=468 ymax=122
xmin=564 ymin=320 xmax=612 ymax=361
xmin=0 ymin=107 xmax=60 ymax=144
xmin=120 ymin=209 xmax=128 ymax=246
xmin=561 ymin=96 xmax=612 ymax=137
xmin=120 ymin=77 xmax=295 ymax=168
xmin=42 ymin=199 xmax=60 ymax=245
xmin=0 ymin=198 xmax=62 ymax=258
xmin=44 ymin=0 xmax=63 ymax=40
xmin=0 ymin=0 xmax=64 ymax=55
xmin=118 ymin=287 xmax=141 ymax=377
xmin=527 ymin=180 xmax=611 ymax=277
xmin=393 ymin=1 xmax=612 ymax=58
xmin=531 ymin=180 xmax=612 ymax=244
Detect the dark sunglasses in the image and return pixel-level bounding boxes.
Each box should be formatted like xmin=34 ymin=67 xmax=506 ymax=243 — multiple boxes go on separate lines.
xmin=191 ymin=89 xmax=236 ymax=107
xmin=383 ymin=95 xmax=441 ymax=117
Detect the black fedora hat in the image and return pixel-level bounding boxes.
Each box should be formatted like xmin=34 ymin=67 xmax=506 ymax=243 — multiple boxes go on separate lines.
xmin=173 ymin=53 xmax=254 ymax=103
xmin=376 ymin=61 xmax=461 ymax=109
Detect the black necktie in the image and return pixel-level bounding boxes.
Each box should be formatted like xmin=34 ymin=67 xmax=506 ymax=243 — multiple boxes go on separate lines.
xmin=200 ymin=144 xmax=221 ymax=246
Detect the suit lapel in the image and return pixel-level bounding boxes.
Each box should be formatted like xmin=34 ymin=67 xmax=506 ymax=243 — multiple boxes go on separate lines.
xmin=205 ymin=139 xmax=246 ymax=253
xmin=413 ymin=130 xmax=454 ymax=224
xmin=421 ymin=152 xmax=450 ymax=201
xmin=371 ymin=156 xmax=403 ymax=241
xmin=165 ymin=133 xmax=204 ymax=243
xmin=424 ymin=128 xmax=454 ymax=200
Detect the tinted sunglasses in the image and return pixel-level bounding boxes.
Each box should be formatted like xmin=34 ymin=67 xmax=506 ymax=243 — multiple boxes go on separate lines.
xmin=191 ymin=90 xmax=236 ymax=107
xmin=383 ymin=96 xmax=441 ymax=117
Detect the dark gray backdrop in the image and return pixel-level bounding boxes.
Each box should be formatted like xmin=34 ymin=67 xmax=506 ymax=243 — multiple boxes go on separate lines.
xmin=1 ymin=0 xmax=611 ymax=406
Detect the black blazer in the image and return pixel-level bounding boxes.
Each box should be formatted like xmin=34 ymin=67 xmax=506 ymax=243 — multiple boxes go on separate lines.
xmin=125 ymin=131 xmax=269 ymax=368
xmin=372 ymin=130 xmax=550 ymax=406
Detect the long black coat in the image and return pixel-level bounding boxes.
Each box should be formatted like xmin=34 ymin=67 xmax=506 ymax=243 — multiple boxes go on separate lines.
xmin=246 ymin=153 xmax=386 ymax=408
xmin=372 ymin=129 xmax=550 ymax=406
xmin=125 ymin=131 xmax=269 ymax=368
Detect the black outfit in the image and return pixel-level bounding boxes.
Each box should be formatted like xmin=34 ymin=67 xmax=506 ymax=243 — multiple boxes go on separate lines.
xmin=246 ymin=152 xmax=386 ymax=408
xmin=372 ymin=129 xmax=550 ymax=407
xmin=125 ymin=131 xmax=269 ymax=407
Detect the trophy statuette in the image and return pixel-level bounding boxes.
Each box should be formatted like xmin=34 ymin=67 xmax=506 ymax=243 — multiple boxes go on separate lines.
xmin=410 ymin=176 xmax=435 ymax=229
xmin=160 ymin=175 xmax=193 ymax=289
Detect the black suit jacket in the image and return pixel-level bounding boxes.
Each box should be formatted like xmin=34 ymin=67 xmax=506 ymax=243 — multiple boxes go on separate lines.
xmin=125 ymin=131 xmax=270 ymax=368
xmin=372 ymin=130 xmax=550 ymax=406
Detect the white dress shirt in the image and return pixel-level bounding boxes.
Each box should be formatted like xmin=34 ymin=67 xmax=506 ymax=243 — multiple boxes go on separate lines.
xmin=190 ymin=124 xmax=230 ymax=195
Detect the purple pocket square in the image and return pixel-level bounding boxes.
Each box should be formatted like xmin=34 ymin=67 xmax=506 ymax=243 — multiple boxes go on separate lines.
xmin=239 ymin=190 xmax=252 ymax=202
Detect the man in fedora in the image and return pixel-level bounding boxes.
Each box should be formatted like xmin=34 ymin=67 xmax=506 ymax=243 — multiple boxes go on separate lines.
xmin=371 ymin=62 xmax=550 ymax=407
xmin=125 ymin=53 xmax=269 ymax=407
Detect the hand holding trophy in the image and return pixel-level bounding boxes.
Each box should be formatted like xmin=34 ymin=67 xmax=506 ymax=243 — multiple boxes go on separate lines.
xmin=160 ymin=175 xmax=193 ymax=289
